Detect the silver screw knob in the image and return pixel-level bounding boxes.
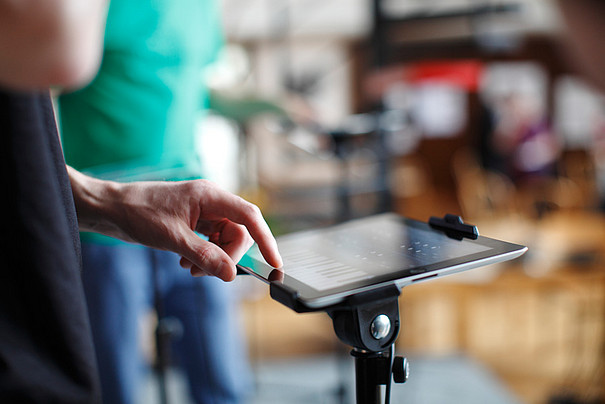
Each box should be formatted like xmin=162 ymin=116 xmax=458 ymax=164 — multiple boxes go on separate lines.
xmin=370 ymin=314 xmax=391 ymax=340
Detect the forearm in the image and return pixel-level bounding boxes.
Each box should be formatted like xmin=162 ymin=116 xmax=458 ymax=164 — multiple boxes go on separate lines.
xmin=0 ymin=0 xmax=109 ymax=90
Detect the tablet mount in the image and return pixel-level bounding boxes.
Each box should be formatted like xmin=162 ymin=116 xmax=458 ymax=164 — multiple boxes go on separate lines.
xmin=271 ymin=281 xmax=407 ymax=404
xmin=267 ymin=214 xmax=479 ymax=404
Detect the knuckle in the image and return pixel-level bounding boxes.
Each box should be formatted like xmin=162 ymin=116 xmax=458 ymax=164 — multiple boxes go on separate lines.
xmin=244 ymin=232 xmax=254 ymax=249
xmin=183 ymin=178 xmax=209 ymax=194
xmin=192 ymin=243 xmax=215 ymax=270
xmin=242 ymin=202 xmax=262 ymax=220
xmin=189 ymin=179 xmax=208 ymax=194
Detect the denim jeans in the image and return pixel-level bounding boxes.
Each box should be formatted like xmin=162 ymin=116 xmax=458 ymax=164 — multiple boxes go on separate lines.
xmin=80 ymin=242 xmax=252 ymax=404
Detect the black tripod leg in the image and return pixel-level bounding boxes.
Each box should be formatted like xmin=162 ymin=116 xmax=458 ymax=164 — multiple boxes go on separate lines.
xmin=354 ymin=353 xmax=381 ymax=404
xmin=352 ymin=348 xmax=393 ymax=404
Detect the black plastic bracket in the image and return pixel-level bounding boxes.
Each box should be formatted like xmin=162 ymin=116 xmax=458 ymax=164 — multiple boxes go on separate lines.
xmin=269 ymin=278 xmax=402 ymax=351
xmin=327 ymin=285 xmax=401 ymax=352
xmin=428 ymin=213 xmax=479 ymax=240
xmin=269 ymin=281 xmax=315 ymax=313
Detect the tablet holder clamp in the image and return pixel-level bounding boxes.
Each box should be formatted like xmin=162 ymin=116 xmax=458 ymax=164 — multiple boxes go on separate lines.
xmin=270 ymin=283 xmax=408 ymax=404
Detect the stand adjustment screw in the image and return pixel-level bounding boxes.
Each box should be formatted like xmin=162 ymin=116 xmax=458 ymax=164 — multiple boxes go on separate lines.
xmin=370 ymin=314 xmax=391 ymax=340
xmin=392 ymin=356 xmax=409 ymax=383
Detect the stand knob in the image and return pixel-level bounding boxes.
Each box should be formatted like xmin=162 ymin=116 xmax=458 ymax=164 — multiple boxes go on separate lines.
xmin=370 ymin=314 xmax=391 ymax=340
xmin=393 ymin=356 xmax=409 ymax=383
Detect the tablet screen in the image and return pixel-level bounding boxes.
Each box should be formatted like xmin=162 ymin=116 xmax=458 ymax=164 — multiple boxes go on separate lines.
xmin=240 ymin=213 xmax=526 ymax=308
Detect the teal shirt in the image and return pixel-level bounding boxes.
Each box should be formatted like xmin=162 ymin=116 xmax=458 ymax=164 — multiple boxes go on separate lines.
xmin=59 ymin=0 xmax=222 ymax=181
xmin=58 ymin=0 xmax=222 ymax=242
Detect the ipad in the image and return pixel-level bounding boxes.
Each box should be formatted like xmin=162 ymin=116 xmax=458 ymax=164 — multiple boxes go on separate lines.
xmin=237 ymin=213 xmax=527 ymax=310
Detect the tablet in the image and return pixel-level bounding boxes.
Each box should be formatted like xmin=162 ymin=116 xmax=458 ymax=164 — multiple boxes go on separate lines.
xmin=237 ymin=213 xmax=527 ymax=310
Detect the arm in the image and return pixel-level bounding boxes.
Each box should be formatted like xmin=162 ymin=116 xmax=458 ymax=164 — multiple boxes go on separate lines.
xmin=0 ymin=0 xmax=109 ymax=90
xmin=68 ymin=167 xmax=283 ymax=281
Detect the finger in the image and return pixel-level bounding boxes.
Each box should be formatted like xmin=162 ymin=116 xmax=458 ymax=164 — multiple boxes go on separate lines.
xmin=212 ymin=221 xmax=255 ymax=264
xmin=180 ymin=257 xmax=212 ymax=276
xmin=180 ymin=256 xmax=193 ymax=269
xmin=201 ymin=192 xmax=283 ymax=268
xmin=181 ymin=224 xmax=252 ymax=278
xmin=237 ymin=208 xmax=282 ymax=268
xmin=190 ymin=266 xmax=210 ymax=277
xmin=179 ymin=231 xmax=237 ymax=281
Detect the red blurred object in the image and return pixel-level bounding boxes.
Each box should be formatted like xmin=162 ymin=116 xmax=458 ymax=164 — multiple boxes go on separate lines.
xmin=405 ymin=60 xmax=484 ymax=91
xmin=364 ymin=60 xmax=484 ymax=101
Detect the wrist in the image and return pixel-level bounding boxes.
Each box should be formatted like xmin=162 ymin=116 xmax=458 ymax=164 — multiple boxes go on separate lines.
xmin=68 ymin=166 xmax=122 ymax=234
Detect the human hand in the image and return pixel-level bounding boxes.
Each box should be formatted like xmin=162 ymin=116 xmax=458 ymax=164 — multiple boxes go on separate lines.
xmin=69 ymin=168 xmax=282 ymax=281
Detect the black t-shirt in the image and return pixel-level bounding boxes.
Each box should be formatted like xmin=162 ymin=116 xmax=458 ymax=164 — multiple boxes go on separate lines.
xmin=0 ymin=89 xmax=101 ymax=403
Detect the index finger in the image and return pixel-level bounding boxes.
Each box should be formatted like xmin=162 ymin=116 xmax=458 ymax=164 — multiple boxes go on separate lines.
xmin=204 ymin=190 xmax=283 ymax=268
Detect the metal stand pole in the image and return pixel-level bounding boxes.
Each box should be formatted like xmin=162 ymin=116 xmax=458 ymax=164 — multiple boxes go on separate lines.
xmin=353 ymin=350 xmax=389 ymax=404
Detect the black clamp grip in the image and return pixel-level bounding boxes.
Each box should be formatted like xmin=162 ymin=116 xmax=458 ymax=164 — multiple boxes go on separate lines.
xmin=270 ymin=282 xmax=315 ymax=313
xmin=428 ymin=213 xmax=479 ymax=240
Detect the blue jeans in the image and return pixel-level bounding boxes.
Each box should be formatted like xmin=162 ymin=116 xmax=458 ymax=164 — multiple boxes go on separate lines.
xmin=80 ymin=242 xmax=252 ymax=404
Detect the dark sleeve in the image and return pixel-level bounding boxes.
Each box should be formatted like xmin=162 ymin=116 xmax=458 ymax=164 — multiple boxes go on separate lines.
xmin=0 ymin=89 xmax=101 ymax=403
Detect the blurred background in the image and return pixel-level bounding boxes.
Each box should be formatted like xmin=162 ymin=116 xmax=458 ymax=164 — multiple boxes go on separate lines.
xmin=160 ymin=1 xmax=605 ymax=403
